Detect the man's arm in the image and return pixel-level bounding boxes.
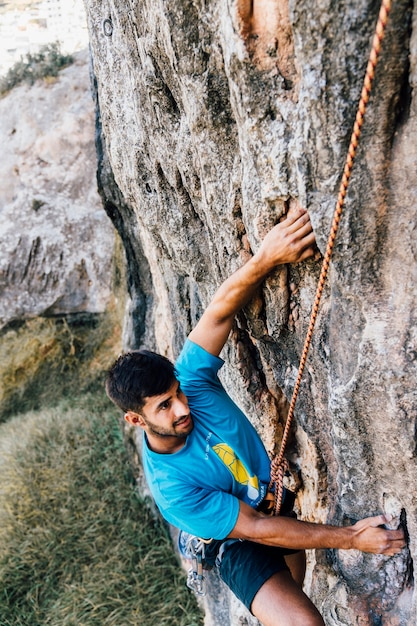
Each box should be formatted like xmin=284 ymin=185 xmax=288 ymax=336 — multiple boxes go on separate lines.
xmin=228 ymin=501 xmax=406 ymax=556
xmin=188 ymin=208 xmax=316 ymax=356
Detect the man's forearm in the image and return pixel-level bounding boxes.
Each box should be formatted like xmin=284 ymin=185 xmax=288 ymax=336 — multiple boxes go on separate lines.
xmin=204 ymin=254 xmax=272 ymax=324
xmin=188 ymin=255 xmax=269 ymax=356
xmin=229 ymin=501 xmax=405 ymax=556
xmin=188 ymin=209 xmax=316 ymax=356
xmin=242 ymin=515 xmax=355 ymax=551
xmin=230 ymin=515 xmax=353 ymax=550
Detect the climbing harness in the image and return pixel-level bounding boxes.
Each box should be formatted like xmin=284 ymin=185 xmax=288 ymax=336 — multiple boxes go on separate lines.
xmin=269 ymin=0 xmax=393 ymax=515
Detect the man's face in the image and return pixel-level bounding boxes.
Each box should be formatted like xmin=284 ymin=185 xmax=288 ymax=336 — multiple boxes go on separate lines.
xmin=140 ymin=379 xmax=193 ymax=441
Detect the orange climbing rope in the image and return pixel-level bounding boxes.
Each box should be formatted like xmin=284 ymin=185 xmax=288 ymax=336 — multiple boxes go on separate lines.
xmin=269 ymin=0 xmax=393 ymax=515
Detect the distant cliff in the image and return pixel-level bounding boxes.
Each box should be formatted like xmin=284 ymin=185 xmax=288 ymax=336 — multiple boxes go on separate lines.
xmin=84 ymin=1 xmax=416 ymax=624
xmin=0 ymin=49 xmax=118 ymax=416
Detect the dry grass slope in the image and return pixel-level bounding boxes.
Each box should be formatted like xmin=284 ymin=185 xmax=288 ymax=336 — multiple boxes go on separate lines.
xmin=0 ymin=392 xmax=203 ymax=626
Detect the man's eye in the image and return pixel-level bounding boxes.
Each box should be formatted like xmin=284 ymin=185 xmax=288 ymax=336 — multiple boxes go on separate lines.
xmin=160 ymin=401 xmax=170 ymax=410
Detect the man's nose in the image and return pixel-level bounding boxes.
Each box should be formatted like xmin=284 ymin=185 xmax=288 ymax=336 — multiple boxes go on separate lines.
xmin=173 ymin=397 xmax=188 ymax=416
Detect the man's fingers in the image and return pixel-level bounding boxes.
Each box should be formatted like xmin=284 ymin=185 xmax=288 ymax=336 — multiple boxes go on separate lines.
xmin=283 ymin=208 xmax=310 ymax=230
xmin=295 ymin=216 xmax=314 ymax=239
xmin=382 ymin=534 xmax=407 ymax=555
xmin=296 ymin=246 xmax=316 ymax=262
xmin=384 ymin=546 xmax=404 ymax=556
xmin=385 ymin=528 xmax=406 ymax=545
xmin=285 ymin=212 xmax=316 ymax=249
xmin=351 ymin=514 xmax=407 ymax=554
xmin=367 ymin=514 xmax=390 ymax=528
xmin=294 ymin=231 xmax=317 ymax=257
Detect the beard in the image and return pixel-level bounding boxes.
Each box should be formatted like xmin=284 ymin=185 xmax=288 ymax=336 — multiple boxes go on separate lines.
xmin=145 ymin=414 xmax=194 ymax=439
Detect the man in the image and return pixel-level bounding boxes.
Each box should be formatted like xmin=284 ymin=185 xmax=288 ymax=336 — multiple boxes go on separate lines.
xmin=106 ymin=208 xmax=405 ymax=626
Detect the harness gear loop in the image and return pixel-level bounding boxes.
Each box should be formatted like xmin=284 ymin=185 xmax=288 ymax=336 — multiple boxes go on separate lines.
xmin=269 ymin=0 xmax=393 ymax=516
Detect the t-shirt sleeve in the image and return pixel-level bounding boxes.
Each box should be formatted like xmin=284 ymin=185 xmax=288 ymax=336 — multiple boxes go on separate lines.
xmin=176 ymin=339 xmax=223 ymax=383
xmin=175 ymin=339 xmax=226 ymax=397
xmin=155 ymin=481 xmax=240 ymax=540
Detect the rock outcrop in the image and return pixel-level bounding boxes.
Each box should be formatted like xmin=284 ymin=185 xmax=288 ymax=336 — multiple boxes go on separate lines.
xmin=0 ymin=49 xmax=115 ymax=329
xmin=84 ymin=1 xmax=416 ymax=624
xmin=0 ymin=49 xmax=117 ymax=416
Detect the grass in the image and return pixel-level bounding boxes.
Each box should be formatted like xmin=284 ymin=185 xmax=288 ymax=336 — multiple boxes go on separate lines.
xmin=0 ymin=391 xmax=203 ymax=626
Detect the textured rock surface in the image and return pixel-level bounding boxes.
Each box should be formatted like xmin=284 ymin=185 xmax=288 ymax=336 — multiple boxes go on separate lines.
xmin=84 ymin=1 xmax=416 ymax=624
xmin=0 ymin=49 xmax=115 ymax=329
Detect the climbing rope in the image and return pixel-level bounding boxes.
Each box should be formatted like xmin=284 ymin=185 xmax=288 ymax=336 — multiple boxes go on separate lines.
xmin=269 ymin=0 xmax=393 ymax=515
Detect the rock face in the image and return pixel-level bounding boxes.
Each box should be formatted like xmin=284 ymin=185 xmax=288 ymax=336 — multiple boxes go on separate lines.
xmin=84 ymin=1 xmax=416 ymax=624
xmin=0 ymin=49 xmax=118 ymax=417
xmin=0 ymin=49 xmax=115 ymax=330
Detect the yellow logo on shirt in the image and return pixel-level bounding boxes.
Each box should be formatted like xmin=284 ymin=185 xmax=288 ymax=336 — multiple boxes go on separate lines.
xmin=212 ymin=443 xmax=259 ymax=500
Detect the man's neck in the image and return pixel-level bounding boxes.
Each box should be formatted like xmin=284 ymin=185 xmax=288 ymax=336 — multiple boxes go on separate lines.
xmin=145 ymin=432 xmax=187 ymax=454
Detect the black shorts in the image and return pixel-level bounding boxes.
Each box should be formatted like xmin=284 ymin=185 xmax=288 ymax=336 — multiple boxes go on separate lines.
xmin=218 ymin=539 xmax=295 ymax=612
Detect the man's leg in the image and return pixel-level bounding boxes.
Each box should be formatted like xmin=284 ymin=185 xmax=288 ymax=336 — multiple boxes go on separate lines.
xmin=251 ymin=570 xmax=325 ymax=626
xmin=218 ymin=541 xmax=324 ymax=626
xmin=284 ymin=550 xmax=306 ymax=587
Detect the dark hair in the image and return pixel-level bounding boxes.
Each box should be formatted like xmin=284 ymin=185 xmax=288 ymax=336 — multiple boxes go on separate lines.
xmin=105 ymin=350 xmax=176 ymax=413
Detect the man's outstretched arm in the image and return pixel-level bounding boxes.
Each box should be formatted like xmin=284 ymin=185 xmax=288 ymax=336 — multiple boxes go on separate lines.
xmin=228 ymin=501 xmax=406 ymax=556
xmin=188 ymin=208 xmax=316 ymax=357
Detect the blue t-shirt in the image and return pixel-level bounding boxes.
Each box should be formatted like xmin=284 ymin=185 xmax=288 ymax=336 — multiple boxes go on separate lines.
xmin=142 ymin=340 xmax=272 ymax=539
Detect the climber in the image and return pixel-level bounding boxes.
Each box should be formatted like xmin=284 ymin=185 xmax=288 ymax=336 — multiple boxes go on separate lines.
xmin=106 ymin=207 xmax=405 ymax=626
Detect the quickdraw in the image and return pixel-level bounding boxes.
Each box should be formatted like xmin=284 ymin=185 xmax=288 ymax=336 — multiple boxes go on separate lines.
xmin=184 ymin=536 xmax=209 ymax=597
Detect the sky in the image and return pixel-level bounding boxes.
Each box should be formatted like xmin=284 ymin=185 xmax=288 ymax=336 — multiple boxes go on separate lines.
xmin=0 ymin=0 xmax=89 ymax=76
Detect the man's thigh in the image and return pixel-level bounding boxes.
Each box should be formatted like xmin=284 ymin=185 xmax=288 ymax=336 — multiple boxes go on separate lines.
xmin=251 ymin=570 xmax=325 ymax=626
xmin=217 ymin=540 xmax=293 ymax=614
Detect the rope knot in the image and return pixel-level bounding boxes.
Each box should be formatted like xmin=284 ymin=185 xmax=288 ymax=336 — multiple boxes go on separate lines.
xmin=269 ymin=455 xmax=289 ymax=516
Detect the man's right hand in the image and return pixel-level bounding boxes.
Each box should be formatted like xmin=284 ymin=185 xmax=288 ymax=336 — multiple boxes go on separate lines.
xmin=254 ymin=207 xmax=316 ymax=269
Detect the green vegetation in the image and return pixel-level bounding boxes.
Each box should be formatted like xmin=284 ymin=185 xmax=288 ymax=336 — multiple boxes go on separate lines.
xmin=0 ymin=312 xmax=120 ymax=422
xmin=0 ymin=391 xmax=203 ymax=626
xmin=0 ymin=42 xmax=74 ymax=94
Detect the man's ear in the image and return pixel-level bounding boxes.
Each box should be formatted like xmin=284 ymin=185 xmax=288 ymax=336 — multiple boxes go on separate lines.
xmin=124 ymin=411 xmax=145 ymax=427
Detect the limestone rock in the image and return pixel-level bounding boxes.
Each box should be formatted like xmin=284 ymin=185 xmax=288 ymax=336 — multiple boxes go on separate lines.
xmin=84 ymin=1 xmax=416 ymax=624
xmin=0 ymin=49 xmax=115 ymax=329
